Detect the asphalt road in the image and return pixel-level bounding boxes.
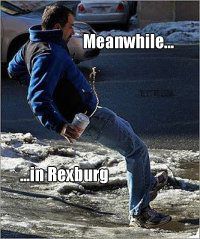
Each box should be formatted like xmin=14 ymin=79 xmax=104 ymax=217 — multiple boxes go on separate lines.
xmin=2 ymin=45 xmax=199 ymax=150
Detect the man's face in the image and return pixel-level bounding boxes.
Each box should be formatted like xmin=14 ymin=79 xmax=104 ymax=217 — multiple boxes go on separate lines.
xmin=53 ymin=14 xmax=75 ymax=42
xmin=61 ymin=14 xmax=75 ymax=42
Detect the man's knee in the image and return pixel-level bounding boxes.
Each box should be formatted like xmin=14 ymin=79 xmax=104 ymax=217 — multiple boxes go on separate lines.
xmin=137 ymin=139 xmax=148 ymax=153
xmin=94 ymin=107 xmax=117 ymax=122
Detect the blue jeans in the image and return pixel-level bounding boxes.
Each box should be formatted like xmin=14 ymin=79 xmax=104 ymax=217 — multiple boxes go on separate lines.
xmin=84 ymin=106 xmax=156 ymax=216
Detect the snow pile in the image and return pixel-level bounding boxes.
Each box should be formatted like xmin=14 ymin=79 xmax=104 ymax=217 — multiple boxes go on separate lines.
xmin=149 ymin=149 xmax=199 ymax=177
xmin=142 ymin=21 xmax=199 ymax=43
xmin=100 ymin=20 xmax=199 ymax=44
xmin=1 ymin=132 xmax=199 ymax=195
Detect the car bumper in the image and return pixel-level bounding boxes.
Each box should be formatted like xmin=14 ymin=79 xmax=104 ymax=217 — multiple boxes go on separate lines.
xmin=76 ymin=13 xmax=129 ymax=24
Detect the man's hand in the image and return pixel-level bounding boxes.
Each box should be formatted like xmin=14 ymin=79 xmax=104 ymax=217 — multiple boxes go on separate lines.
xmin=61 ymin=123 xmax=83 ymax=143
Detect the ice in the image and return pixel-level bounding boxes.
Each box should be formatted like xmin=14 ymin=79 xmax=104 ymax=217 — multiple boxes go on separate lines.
xmin=1 ymin=143 xmax=20 ymax=158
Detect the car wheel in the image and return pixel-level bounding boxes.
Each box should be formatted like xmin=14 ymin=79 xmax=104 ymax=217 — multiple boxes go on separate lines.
xmin=7 ymin=34 xmax=29 ymax=62
xmin=121 ymin=18 xmax=130 ymax=30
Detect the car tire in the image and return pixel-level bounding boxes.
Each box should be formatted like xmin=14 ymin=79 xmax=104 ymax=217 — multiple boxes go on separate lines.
xmin=121 ymin=18 xmax=130 ymax=30
xmin=7 ymin=34 xmax=29 ymax=62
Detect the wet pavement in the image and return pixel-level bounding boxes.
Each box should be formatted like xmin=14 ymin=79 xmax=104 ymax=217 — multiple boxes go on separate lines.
xmin=2 ymin=45 xmax=199 ymax=150
xmin=1 ymin=169 xmax=199 ymax=238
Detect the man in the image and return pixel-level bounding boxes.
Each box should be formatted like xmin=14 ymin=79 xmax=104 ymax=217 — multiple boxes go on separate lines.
xmin=8 ymin=4 xmax=171 ymax=228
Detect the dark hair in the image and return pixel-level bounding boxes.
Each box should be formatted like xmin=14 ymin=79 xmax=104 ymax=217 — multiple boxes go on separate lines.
xmin=42 ymin=4 xmax=74 ymax=30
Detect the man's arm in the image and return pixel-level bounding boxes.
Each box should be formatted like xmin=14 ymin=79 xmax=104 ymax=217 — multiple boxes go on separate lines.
xmin=27 ymin=52 xmax=67 ymax=133
xmin=7 ymin=46 xmax=30 ymax=84
xmin=9 ymin=49 xmax=82 ymax=140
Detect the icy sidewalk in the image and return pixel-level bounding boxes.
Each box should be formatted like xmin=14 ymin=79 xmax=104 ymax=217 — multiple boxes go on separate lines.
xmin=100 ymin=21 xmax=199 ymax=44
xmin=1 ymin=132 xmax=199 ymax=238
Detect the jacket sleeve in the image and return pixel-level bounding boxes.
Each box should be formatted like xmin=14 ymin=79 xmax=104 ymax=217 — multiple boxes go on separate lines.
xmin=7 ymin=46 xmax=30 ymax=84
xmin=27 ymin=52 xmax=67 ymax=133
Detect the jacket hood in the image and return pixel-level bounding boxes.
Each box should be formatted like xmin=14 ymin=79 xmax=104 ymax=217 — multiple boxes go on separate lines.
xmin=29 ymin=25 xmax=63 ymax=43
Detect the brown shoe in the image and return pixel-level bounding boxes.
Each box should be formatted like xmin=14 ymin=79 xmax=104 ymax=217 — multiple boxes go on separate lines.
xmin=150 ymin=171 xmax=168 ymax=201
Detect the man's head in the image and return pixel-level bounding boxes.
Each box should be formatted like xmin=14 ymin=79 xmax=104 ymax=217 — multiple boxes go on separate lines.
xmin=42 ymin=4 xmax=74 ymax=42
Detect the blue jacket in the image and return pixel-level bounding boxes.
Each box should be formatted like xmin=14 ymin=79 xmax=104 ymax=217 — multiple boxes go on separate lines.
xmin=8 ymin=25 xmax=98 ymax=133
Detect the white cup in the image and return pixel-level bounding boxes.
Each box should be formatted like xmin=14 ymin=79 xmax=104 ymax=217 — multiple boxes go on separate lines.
xmin=71 ymin=113 xmax=90 ymax=138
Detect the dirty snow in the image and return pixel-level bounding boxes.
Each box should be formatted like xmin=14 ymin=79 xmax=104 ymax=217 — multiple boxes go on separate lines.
xmin=100 ymin=20 xmax=199 ymax=44
xmin=1 ymin=132 xmax=199 ymax=238
xmin=1 ymin=132 xmax=199 ymax=192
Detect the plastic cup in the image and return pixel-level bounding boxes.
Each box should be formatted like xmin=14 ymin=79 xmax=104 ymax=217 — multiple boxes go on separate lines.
xmin=71 ymin=113 xmax=90 ymax=137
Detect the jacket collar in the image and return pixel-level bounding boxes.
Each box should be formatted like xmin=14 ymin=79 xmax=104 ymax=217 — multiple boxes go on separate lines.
xmin=29 ymin=25 xmax=63 ymax=43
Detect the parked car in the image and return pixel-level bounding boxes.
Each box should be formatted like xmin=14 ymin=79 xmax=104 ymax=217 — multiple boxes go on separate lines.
xmin=1 ymin=1 xmax=100 ymax=64
xmin=75 ymin=0 xmax=135 ymax=27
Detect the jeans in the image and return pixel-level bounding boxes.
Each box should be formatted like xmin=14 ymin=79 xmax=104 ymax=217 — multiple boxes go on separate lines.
xmin=84 ymin=106 xmax=156 ymax=216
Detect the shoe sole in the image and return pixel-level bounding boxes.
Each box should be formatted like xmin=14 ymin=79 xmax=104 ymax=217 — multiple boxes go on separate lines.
xmin=129 ymin=216 xmax=172 ymax=228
